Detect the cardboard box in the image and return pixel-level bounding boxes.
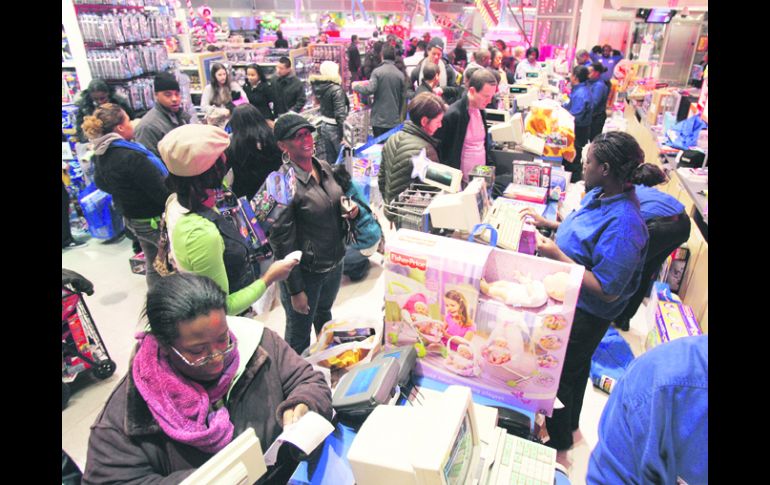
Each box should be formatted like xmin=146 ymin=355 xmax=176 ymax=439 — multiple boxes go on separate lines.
xmin=644 ymin=282 xmax=702 ymax=351
xmin=130 ymin=252 xmax=147 ymax=275
xmin=383 ymin=229 xmax=584 ymax=416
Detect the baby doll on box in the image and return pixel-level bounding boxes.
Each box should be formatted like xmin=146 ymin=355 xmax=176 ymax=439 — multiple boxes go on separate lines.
xmin=383 ymin=229 xmax=584 ymax=416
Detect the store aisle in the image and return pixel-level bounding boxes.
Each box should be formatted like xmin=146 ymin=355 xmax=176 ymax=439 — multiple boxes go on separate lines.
xmin=61 ymin=237 xmax=649 ymax=485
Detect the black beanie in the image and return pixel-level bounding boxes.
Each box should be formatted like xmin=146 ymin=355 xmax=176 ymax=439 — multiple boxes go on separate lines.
xmin=154 ymin=72 xmax=180 ymax=92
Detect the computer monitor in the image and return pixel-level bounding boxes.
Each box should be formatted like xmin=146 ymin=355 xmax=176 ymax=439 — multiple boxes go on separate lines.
xmin=484 ymin=108 xmax=510 ymax=127
xmin=180 ymin=428 xmax=267 ymax=485
xmin=513 ymin=91 xmax=537 ymax=109
xmin=428 ymin=178 xmax=489 ymax=232
xmin=421 ymin=163 xmax=463 ymax=194
xmin=489 ymin=113 xmax=524 ymax=145
xmin=347 ymin=385 xmax=480 ymax=485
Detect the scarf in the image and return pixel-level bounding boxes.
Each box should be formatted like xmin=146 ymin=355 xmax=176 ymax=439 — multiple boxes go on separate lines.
xmin=132 ymin=332 xmax=240 ymax=454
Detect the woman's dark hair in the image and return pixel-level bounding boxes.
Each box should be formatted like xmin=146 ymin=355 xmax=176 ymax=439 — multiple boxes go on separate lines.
xmin=143 ymin=273 xmax=227 ymax=346
xmin=408 ymin=92 xmax=448 ymax=126
xmin=572 ymin=65 xmax=589 ymax=83
xmin=590 ymin=62 xmax=606 ymax=74
xmin=228 ymin=104 xmax=279 ymax=168
xmin=526 ymin=47 xmax=539 ymax=59
xmin=591 ymin=45 xmax=602 ymax=54
xmin=589 ymin=132 xmax=645 ymax=184
xmin=87 ymin=79 xmax=111 ymax=97
xmin=245 ymin=63 xmax=267 ymax=84
xmin=632 ymin=163 xmax=668 ymax=187
xmin=166 ymin=157 xmax=228 ymax=212
xmin=209 ymin=62 xmax=233 ymax=106
xmin=331 ymin=163 xmax=353 ymax=193
xmin=373 ymin=41 xmax=384 ymax=56
xmin=81 ymin=103 xmax=126 ymax=140
xmin=495 ymin=39 xmax=507 ymax=51
xmin=489 ymin=47 xmax=502 ymax=66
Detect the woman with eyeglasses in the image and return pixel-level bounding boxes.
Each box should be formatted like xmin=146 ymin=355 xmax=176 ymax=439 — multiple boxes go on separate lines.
xmin=269 ymin=113 xmax=359 ymax=354
xmin=82 ymin=272 xmax=332 ymax=484
xmin=158 ymin=124 xmax=297 ymax=316
xmin=519 ymin=132 xmax=649 ymax=468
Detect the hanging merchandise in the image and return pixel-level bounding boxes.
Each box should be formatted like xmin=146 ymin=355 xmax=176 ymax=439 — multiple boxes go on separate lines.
xmin=189 ymin=4 xmax=222 ymax=52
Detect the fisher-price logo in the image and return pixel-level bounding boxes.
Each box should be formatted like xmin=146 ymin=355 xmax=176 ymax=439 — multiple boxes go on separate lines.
xmin=390 ymin=252 xmax=427 ymax=272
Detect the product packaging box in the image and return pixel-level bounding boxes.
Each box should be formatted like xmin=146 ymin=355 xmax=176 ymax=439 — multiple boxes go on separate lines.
xmin=129 ymin=252 xmax=146 ymax=275
xmin=644 ymin=282 xmax=702 ymax=351
xmin=503 ymin=184 xmax=549 ymax=204
xmin=512 ymin=160 xmax=551 ymax=192
xmin=383 ymin=229 xmax=584 ymax=416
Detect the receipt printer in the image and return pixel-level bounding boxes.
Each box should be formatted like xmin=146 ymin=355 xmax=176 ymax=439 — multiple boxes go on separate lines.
xmin=332 ymin=358 xmax=400 ymax=418
xmin=373 ymin=345 xmax=418 ymax=389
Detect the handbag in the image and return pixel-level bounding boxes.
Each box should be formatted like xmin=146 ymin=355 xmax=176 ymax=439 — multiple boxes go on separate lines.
xmin=153 ymin=214 xmax=176 ymax=277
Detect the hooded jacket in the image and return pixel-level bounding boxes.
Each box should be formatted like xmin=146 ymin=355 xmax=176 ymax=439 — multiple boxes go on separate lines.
xmin=135 ymin=103 xmax=192 ymax=159
xmin=82 ymin=317 xmax=333 ymax=485
xmin=380 ymin=120 xmax=440 ymax=218
xmin=309 ymin=73 xmax=350 ymax=133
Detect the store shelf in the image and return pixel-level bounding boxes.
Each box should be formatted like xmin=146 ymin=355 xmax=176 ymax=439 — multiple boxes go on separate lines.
xmin=104 ymin=72 xmax=160 ymax=83
xmin=74 ymin=4 xmax=145 ymax=13
xmin=84 ymin=40 xmax=154 ymax=49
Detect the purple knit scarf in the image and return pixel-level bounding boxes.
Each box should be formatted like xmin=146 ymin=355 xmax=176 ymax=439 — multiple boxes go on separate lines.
xmin=132 ymin=332 xmax=240 ymax=454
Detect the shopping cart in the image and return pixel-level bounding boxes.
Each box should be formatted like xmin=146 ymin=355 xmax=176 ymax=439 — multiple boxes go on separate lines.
xmin=62 ymin=268 xmax=116 ymax=409
xmin=383 ymin=183 xmax=443 ymax=233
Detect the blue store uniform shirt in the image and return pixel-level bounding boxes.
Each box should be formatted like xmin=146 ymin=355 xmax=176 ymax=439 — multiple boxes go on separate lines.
xmin=563 ymin=82 xmax=592 ymax=128
xmin=592 ymin=53 xmax=623 ymax=82
xmin=635 ymin=184 xmax=685 ymax=221
xmin=555 ymin=187 xmax=648 ymax=320
xmin=587 ymin=335 xmax=708 ymax=485
xmin=587 ymin=78 xmax=609 ymax=117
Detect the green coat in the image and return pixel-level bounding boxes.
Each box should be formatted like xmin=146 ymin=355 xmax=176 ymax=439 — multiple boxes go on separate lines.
xmin=379 ymin=121 xmax=440 ymax=221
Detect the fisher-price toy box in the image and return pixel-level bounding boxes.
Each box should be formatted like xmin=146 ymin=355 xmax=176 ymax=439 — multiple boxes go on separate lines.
xmin=383 ymin=229 xmax=584 ymax=416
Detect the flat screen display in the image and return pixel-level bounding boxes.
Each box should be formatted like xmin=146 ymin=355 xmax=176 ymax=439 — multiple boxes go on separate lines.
xmin=646 ymin=8 xmax=676 ymax=23
xmin=344 ymin=365 xmax=380 ymax=397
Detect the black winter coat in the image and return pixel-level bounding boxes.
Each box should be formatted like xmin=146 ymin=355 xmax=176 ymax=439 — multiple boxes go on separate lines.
xmin=433 ymin=94 xmax=492 ymax=171
xmin=226 ymin=141 xmax=282 ymax=200
xmin=271 ymin=74 xmax=307 ymax=115
xmin=93 ymin=146 xmax=169 ymax=219
xmin=310 ymin=76 xmax=350 ymax=135
xmin=243 ymin=80 xmax=274 ymax=120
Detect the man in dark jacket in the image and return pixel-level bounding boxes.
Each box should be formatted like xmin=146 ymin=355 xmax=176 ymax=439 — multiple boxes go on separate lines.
xmin=310 ymin=61 xmax=350 ymax=163
xmin=411 ymin=61 xmax=440 ymax=99
xmin=82 ymin=294 xmax=332 ymax=484
xmin=410 ymin=37 xmax=462 ymax=105
xmin=347 ymin=35 xmax=362 ymax=81
xmin=135 ymin=73 xmax=192 ymax=158
xmin=433 ymin=69 xmax=497 ymax=181
xmin=353 ymin=44 xmax=406 ymax=137
xmin=271 ymin=57 xmax=308 ymax=116
xmin=274 ymin=30 xmax=289 ymax=48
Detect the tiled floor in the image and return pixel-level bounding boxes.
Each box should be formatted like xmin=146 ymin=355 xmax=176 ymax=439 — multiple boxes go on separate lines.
xmin=62 ymin=233 xmax=649 ymax=485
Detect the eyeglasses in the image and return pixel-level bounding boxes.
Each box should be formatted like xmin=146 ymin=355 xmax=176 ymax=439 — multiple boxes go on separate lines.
xmin=170 ymin=336 xmax=236 ymax=368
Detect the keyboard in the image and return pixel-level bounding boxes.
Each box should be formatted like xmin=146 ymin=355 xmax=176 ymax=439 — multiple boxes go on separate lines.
xmin=490 ymin=431 xmax=556 ymax=485
xmin=521 ymin=133 xmax=545 ymax=156
xmin=479 ymin=198 xmax=544 ymax=251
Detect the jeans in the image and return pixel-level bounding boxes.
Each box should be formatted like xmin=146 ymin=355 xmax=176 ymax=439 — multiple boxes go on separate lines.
xmin=564 ymin=124 xmax=590 ymax=183
xmin=124 ymin=218 xmax=162 ymax=289
xmin=545 ymin=308 xmax=611 ymax=451
xmin=616 ymin=213 xmax=691 ymax=323
xmin=279 ymin=262 xmax=344 ymax=354
xmin=317 ymin=122 xmax=342 ymax=165
xmin=342 ymin=246 xmax=370 ymax=281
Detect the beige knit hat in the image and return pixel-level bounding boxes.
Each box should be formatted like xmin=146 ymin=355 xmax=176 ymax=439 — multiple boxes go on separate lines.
xmin=158 ymin=124 xmax=231 ymax=177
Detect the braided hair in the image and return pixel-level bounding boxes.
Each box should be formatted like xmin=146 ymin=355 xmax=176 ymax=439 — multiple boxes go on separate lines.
xmin=588 ymin=132 xmax=645 ymax=185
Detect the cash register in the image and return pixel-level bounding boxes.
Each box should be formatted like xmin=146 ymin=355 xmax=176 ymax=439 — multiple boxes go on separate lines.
xmin=347 ymin=385 xmax=557 ymax=485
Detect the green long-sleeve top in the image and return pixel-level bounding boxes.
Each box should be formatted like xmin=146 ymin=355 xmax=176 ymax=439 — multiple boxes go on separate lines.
xmin=169 ymin=201 xmax=266 ymax=315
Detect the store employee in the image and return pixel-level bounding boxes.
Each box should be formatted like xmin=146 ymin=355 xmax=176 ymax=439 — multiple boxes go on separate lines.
xmin=520 ymin=131 xmax=649 ymax=468
xmin=563 ymin=65 xmax=592 ymax=181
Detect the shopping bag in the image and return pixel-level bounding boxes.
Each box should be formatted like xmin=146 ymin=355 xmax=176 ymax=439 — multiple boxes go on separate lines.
xmin=78 ymin=183 xmax=124 ymax=239
xmin=590 ymin=327 xmax=635 ymax=394
xmin=304 ymin=317 xmax=383 ymax=372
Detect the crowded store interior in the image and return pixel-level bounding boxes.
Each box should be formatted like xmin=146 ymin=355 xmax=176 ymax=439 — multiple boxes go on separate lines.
xmin=62 ymin=0 xmax=708 ymax=483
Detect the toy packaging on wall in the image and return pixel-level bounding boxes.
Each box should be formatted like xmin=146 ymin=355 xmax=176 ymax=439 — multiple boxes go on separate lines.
xmin=383 ymin=229 xmax=584 ymax=416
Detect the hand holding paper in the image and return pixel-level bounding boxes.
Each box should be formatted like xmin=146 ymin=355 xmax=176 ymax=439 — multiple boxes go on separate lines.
xmin=263 ymin=410 xmax=334 ymax=466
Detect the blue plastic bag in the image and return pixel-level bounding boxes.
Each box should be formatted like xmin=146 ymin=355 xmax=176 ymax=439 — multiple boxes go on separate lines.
xmin=590 ymin=327 xmax=635 ymax=394
xmin=665 ymin=114 xmax=707 ymax=150
xmin=78 ymin=184 xmax=124 ymax=240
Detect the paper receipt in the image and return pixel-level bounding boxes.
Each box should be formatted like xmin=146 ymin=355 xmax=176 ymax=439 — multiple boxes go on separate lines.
xmin=263 ymin=411 xmax=335 ymax=466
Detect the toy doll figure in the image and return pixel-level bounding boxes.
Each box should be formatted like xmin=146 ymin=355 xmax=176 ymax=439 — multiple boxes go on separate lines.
xmin=402 ymin=293 xmax=430 ymax=322
xmin=443 ymin=290 xmax=476 ymax=342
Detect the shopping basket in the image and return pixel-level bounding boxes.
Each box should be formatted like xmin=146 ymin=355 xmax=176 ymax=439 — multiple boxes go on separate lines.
xmin=62 ymin=268 xmax=116 ymax=409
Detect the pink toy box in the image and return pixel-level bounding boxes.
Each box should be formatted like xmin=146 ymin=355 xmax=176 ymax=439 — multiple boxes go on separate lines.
xmin=383 ymin=229 xmax=584 ymax=416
